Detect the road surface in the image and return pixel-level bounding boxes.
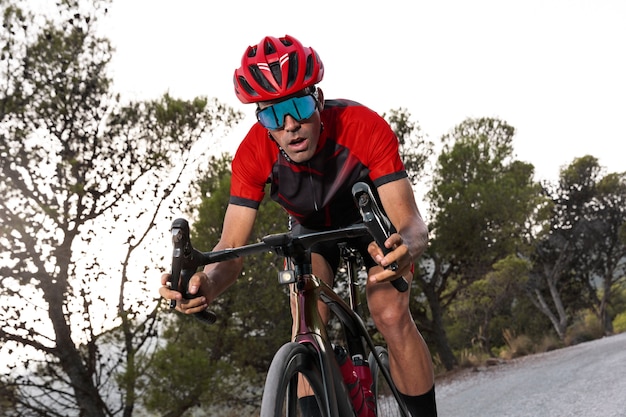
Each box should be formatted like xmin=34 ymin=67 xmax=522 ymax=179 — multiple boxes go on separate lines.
xmin=436 ymin=332 xmax=626 ymax=416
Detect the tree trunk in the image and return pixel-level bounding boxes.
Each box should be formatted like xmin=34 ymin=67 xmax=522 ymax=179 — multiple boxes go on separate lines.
xmin=528 ymin=288 xmax=566 ymax=340
xmin=423 ymin=283 xmax=457 ymax=370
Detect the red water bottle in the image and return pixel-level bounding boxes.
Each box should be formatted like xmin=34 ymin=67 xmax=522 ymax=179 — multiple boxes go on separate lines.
xmin=352 ymin=354 xmax=376 ymax=416
xmin=334 ymin=346 xmax=376 ymax=417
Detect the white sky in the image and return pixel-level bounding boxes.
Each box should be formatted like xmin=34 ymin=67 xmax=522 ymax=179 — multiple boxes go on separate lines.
xmin=101 ymin=0 xmax=625 ymax=183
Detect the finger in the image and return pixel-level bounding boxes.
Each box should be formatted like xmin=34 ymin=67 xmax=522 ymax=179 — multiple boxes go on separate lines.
xmin=179 ymin=295 xmax=208 ymax=314
xmin=368 ymin=241 xmax=385 ymax=264
xmin=159 ymin=285 xmax=181 ymax=302
xmin=159 ymin=273 xmax=183 ymax=305
xmin=368 ymin=265 xmax=401 ymax=284
xmin=187 ymin=271 xmax=206 ymax=295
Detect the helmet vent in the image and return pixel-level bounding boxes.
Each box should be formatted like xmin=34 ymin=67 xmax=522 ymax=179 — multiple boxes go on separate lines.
xmin=264 ymin=39 xmax=277 ymax=55
xmin=305 ymin=54 xmax=314 ymax=80
xmin=286 ymin=52 xmax=298 ymax=89
xmin=269 ymin=61 xmax=282 ymax=86
xmin=237 ymin=75 xmax=257 ymax=96
xmin=249 ymin=65 xmax=277 ymax=93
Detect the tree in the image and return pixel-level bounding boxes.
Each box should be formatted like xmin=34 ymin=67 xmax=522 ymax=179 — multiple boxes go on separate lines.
xmin=383 ymin=108 xmax=434 ymax=184
xmin=450 ymin=255 xmax=530 ymax=355
xmin=142 ymin=155 xmax=291 ymax=416
xmin=528 ymin=156 xmax=626 ymax=338
xmin=423 ymin=117 xmax=541 ymax=369
xmin=0 ymin=1 xmax=242 ymax=415
xmin=588 ymin=170 xmax=626 ymax=333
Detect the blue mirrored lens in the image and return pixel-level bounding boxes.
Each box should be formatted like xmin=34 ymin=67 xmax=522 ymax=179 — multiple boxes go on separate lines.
xmin=257 ymin=95 xmax=317 ymax=130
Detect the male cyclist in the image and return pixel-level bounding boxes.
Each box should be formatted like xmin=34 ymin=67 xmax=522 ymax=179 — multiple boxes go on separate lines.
xmin=160 ymin=34 xmax=437 ymax=417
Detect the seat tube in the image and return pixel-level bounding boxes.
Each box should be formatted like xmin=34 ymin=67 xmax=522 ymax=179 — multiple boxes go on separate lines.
xmin=292 ymin=273 xmax=329 ymax=343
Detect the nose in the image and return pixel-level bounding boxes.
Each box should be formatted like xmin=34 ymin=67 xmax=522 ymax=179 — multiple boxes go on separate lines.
xmin=283 ymin=114 xmax=301 ymax=132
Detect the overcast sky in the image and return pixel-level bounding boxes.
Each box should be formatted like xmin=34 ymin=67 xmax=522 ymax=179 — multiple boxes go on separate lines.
xmin=99 ymin=0 xmax=624 ymax=184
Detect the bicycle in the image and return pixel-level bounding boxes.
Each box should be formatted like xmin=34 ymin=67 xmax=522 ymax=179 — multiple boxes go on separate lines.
xmin=169 ymin=182 xmax=411 ymax=417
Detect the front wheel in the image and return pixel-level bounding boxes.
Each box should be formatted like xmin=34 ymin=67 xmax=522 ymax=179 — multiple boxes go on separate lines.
xmin=261 ymin=342 xmax=331 ymax=417
xmin=369 ymin=346 xmax=408 ymax=417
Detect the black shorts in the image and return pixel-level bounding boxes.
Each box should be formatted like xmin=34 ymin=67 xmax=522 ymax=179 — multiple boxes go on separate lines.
xmin=290 ymin=223 xmax=377 ymax=274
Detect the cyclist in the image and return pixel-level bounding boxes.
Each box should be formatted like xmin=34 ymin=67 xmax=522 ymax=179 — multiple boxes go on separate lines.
xmin=160 ymin=34 xmax=437 ymax=417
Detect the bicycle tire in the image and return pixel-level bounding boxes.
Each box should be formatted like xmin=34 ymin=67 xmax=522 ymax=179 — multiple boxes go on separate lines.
xmin=260 ymin=342 xmax=336 ymax=417
xmin=369 ymin=346 xmax=405 ymax=417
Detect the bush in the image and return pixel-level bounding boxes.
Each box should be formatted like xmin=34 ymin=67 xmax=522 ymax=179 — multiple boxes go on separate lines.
xmin=535 ymin=334 xmax=562 ymax=353
xmin=564 ymin=311 xmax=604 ymax=346
xmin=500 ymin=329 xmax=534 ymax=359
xmin=457 ymin=348 xmax=490 ymax=368
xmin=613 ymin=311 xmax=626 ymax=333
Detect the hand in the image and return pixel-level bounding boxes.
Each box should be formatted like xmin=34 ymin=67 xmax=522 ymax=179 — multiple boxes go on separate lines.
xmin=159 ymin=272 xmax=209 ymax=315
xmin=367 ymin=233 xmax=412 ymax=284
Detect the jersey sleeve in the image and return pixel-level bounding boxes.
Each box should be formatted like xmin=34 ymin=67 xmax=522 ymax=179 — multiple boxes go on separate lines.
xmin=365 ymin=111 xmax=406 ymax=185
xmin=336 ymin=105 xmax=406 ymax=186
xmin=230 ymin=125 xmax=275 ymax=209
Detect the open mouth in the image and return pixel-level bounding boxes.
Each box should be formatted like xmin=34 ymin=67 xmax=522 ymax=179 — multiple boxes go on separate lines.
xmin=288 ymin=137 xmax=308 ymax=150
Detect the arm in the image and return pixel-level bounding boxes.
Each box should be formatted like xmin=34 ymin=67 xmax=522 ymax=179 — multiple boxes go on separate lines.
xmin=159 ymin=204 xmax=257 ymax=314
xmin=368 ymin=178 xmax=428 ymax=283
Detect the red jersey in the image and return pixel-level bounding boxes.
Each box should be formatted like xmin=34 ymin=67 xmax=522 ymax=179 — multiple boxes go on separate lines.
xmin=230 ymin=99 xmax=407 ymax=229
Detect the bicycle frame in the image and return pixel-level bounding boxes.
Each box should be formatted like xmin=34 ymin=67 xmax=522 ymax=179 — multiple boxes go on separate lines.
xmin=285 ymin=248 xmax=410 ymax=417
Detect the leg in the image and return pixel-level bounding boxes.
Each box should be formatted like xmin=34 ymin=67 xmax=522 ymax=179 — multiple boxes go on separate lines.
xmin=365 ymin=266 xmax=434 ymax=396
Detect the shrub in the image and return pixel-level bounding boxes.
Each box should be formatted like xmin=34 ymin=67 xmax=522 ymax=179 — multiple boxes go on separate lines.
xmin=565 ymin=311 xmax=604 ymax=346
xmin=536 ymin=334 xmax=562 ymax=353
xmin=457 ymin=348 xmax=490 ymax=368
xmin=613 ymin=311 xmax=626 ymax=333
xmin=500 ymin=329 xmax=534 ymax=359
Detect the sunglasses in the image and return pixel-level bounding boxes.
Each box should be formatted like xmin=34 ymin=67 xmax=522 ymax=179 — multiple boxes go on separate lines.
xmin=256 ymin=94 xmax=318 ymax=130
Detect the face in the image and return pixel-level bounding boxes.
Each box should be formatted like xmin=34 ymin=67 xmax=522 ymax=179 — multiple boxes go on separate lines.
xmin=258 ymin=89 xmax=324 ymax=164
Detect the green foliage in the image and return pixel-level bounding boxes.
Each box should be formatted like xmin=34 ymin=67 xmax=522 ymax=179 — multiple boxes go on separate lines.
xmin=383 ymin=107 xmax=434 ymax=183
xmin=142 ymin=317 xmax=262 ymax=416
xmin=450 ymin=255 xmax=531 ymax=353
xmin=429 ymin=118 xmax=540 ymax=264
xmin=501 ymin=329 xmax=534 ymax=359
xmin=421 ymin=117 xmax=541 ymax=370
xmin=564 ymin=310 xmax=605 ymax=346
xmin=508 ymin=295 xmax=554 ymax=341
xmin=530 ymin=156 xmax=626 ymax=338
xmin=613 ymin=311 xmax=626 ymax=333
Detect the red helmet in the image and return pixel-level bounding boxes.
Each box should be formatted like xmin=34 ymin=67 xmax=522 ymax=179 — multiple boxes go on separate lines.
xmin=233 ymin=35 xmax=324 ymax=104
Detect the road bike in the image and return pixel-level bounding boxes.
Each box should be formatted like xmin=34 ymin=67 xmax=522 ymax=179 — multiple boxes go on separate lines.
xmin=169 ymin=182 xmax=411 ymax=416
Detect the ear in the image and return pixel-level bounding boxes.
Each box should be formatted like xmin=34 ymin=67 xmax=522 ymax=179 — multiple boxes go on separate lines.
xmin=316 ymin=87 xmax=324 ymax=111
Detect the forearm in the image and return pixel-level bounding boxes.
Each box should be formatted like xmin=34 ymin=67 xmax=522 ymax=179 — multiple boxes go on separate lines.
xmin=377 ymin=179 xmax=429 ymax=267
xmin=399 ymin=217 xmax=428 ymax=262
xmin=198 ymin=204 xmax=257 ymax=303
xmin=201 ymin=257 xmax=244 ymax=303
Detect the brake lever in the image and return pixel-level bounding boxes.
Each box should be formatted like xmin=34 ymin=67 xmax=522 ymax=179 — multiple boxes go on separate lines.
xmin=170 ymin=218 xmax=217 ymax=324
xmin=351 ymin=183 xmax=409 ymax=293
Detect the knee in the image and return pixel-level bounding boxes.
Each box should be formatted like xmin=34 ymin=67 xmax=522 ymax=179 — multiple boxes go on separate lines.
xmin=370 ymin=302 xmax=411 ymax=331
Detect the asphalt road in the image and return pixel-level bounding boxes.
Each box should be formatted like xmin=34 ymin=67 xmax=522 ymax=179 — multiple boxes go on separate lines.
xmin=435 ymin=332 xmax=626 ymax=416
